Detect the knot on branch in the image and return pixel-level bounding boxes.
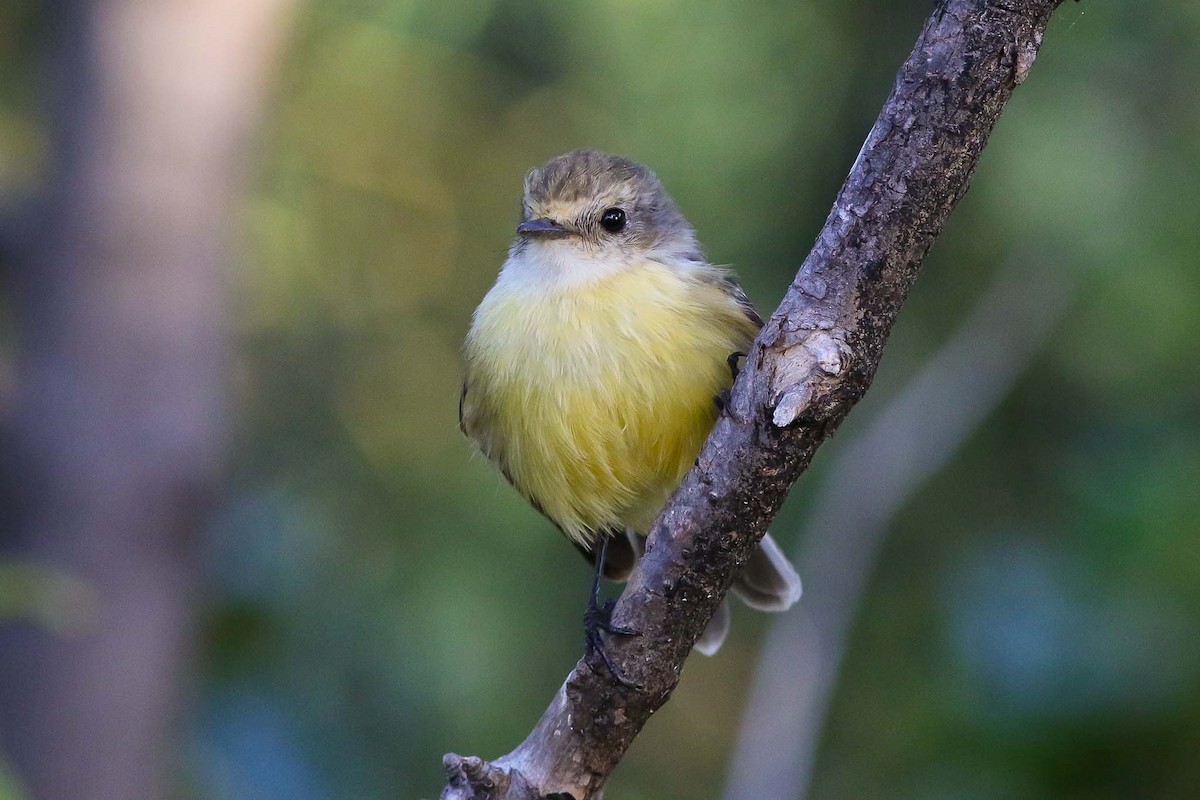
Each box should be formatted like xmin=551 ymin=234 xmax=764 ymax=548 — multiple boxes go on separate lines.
xmin=442 ymin=754 xmax=538 ymax=800
xmin=768 ymin=329 xmax=853 ymax=428
xmin=1012 ymin=28 xmax=1043 ymax=85
xmin=985 ymin=2 xmax=1054 ymax=85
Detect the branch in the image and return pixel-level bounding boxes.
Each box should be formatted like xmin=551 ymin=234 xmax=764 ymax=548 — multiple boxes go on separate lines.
xmin=442 ymin=2 xmax=1068 ymax=797
xmin=724 ymin=259 xmax=1075 ymax=800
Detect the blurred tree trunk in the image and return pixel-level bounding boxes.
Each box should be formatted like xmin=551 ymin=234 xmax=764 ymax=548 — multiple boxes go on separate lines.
xmin=0 ymin=1 xmax=293 ymax=798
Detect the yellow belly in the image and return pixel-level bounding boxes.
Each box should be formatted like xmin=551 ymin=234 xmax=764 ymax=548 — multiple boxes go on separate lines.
xmin=464 ymin=261 xmax=758 ymax=544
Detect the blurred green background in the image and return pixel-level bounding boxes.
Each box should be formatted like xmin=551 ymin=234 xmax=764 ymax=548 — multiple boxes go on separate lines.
xmin=3 ymin=1 xmax=1200 ymax=798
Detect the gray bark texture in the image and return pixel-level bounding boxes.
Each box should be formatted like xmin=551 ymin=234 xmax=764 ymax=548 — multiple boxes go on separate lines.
xmin=441 ymin=0 xmax=1069 ymax=798
xmin=0 ymin=1 xmax=292 ymax=798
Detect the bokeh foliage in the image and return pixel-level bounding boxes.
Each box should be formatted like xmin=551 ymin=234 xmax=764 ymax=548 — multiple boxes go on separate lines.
xmin=2 ymin=1 xmax=1199 ymax=798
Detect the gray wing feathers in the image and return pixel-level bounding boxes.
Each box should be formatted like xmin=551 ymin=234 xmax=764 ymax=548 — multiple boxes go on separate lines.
xmin=726 ymin=279 xmax=765 ymax=329
xmin=699 ymin=269 xmax=764 ymax=329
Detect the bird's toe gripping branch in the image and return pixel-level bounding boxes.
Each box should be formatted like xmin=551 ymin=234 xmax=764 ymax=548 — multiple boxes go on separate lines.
xmin=584 ymin=599 xmax=640 ymax=689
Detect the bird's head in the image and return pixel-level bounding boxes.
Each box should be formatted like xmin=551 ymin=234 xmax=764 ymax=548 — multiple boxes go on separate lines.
xmin=513 ymin=151 xmax=701 ymax=268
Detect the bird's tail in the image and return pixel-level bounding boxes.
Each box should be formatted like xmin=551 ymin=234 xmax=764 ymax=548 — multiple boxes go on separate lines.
xmin=695 ymin=534 xmax=801 ymax=655
xmin=731 ymin=533 xmax=803 ymax=612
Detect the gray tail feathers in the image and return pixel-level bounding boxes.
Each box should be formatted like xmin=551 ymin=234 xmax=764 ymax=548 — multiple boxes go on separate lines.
xmin=695 ymin=600 xmax=731 ymax=656
xmin=697 ymin=534 xmax=801 ymax=656
xmin=731 ymin=533 xmax=803 ymax=612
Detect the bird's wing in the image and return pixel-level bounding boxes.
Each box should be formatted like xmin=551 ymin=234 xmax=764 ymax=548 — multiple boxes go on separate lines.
xmin=722 ymin=275 xmax=765 ymax=329
xmin=697 ymin=268 xmax=764 ymax=330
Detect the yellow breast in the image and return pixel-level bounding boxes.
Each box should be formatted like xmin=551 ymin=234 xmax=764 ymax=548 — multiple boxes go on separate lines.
xmin=463 ymin=260 xmax=758 ymax=544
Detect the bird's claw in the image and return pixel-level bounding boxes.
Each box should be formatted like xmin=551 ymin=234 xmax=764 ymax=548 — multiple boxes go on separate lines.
xmin=727 ymin=351 xmax=747 ymax=381
xmin=586 ymin=599 xmax=636 ymax=636
xmin=584 ymin=600 xmax=640 ymax=688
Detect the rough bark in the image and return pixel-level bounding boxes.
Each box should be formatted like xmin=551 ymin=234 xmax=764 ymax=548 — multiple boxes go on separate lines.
xmin=441 ymin=1 xmax=1068 ymax=798
xmin=0 ymin=2 xmax=292 ymax=798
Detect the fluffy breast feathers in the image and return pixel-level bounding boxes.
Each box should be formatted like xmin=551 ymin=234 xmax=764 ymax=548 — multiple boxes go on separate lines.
xmin=462 ymin=257 xmax=759 ymax=545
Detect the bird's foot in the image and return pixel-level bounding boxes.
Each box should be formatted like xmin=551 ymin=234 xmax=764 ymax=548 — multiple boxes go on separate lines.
xmin=715 ymin=351 xmax=746 ymax=412
xmin=727 ymin=351 xmax=747 ymax=381
xmin=584 ymin=599 xmax=640 ymax=688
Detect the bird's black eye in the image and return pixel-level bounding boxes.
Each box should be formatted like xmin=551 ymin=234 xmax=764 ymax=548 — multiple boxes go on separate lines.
xmin=600 ymin=207 xmax=627 ymax=233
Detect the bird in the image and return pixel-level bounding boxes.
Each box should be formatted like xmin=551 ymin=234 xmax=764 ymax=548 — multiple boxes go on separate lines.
xmin=460 ymin=150 xmax=801 ymax=680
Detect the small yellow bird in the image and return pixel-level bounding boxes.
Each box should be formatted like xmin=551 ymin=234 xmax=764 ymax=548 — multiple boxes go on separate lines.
xmin=461 ymin=151 xmax=801 ymax=669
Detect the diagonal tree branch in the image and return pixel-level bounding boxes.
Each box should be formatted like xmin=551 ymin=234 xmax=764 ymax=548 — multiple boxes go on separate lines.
xmin=442 ymin=1 xmax=1069 ymax=798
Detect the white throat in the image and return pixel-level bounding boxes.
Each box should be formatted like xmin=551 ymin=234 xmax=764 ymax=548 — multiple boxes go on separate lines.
xmin=498 ymin=239 xmax=633 ymax=292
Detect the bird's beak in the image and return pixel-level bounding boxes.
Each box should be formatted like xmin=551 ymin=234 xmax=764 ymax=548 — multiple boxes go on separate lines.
xmin=517 ymin=217 xmax=571 ymax=237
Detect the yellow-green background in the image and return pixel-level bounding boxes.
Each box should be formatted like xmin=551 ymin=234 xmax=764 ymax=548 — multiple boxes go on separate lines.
xmin=3 ymin=1 xmax=1199 ymax=798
